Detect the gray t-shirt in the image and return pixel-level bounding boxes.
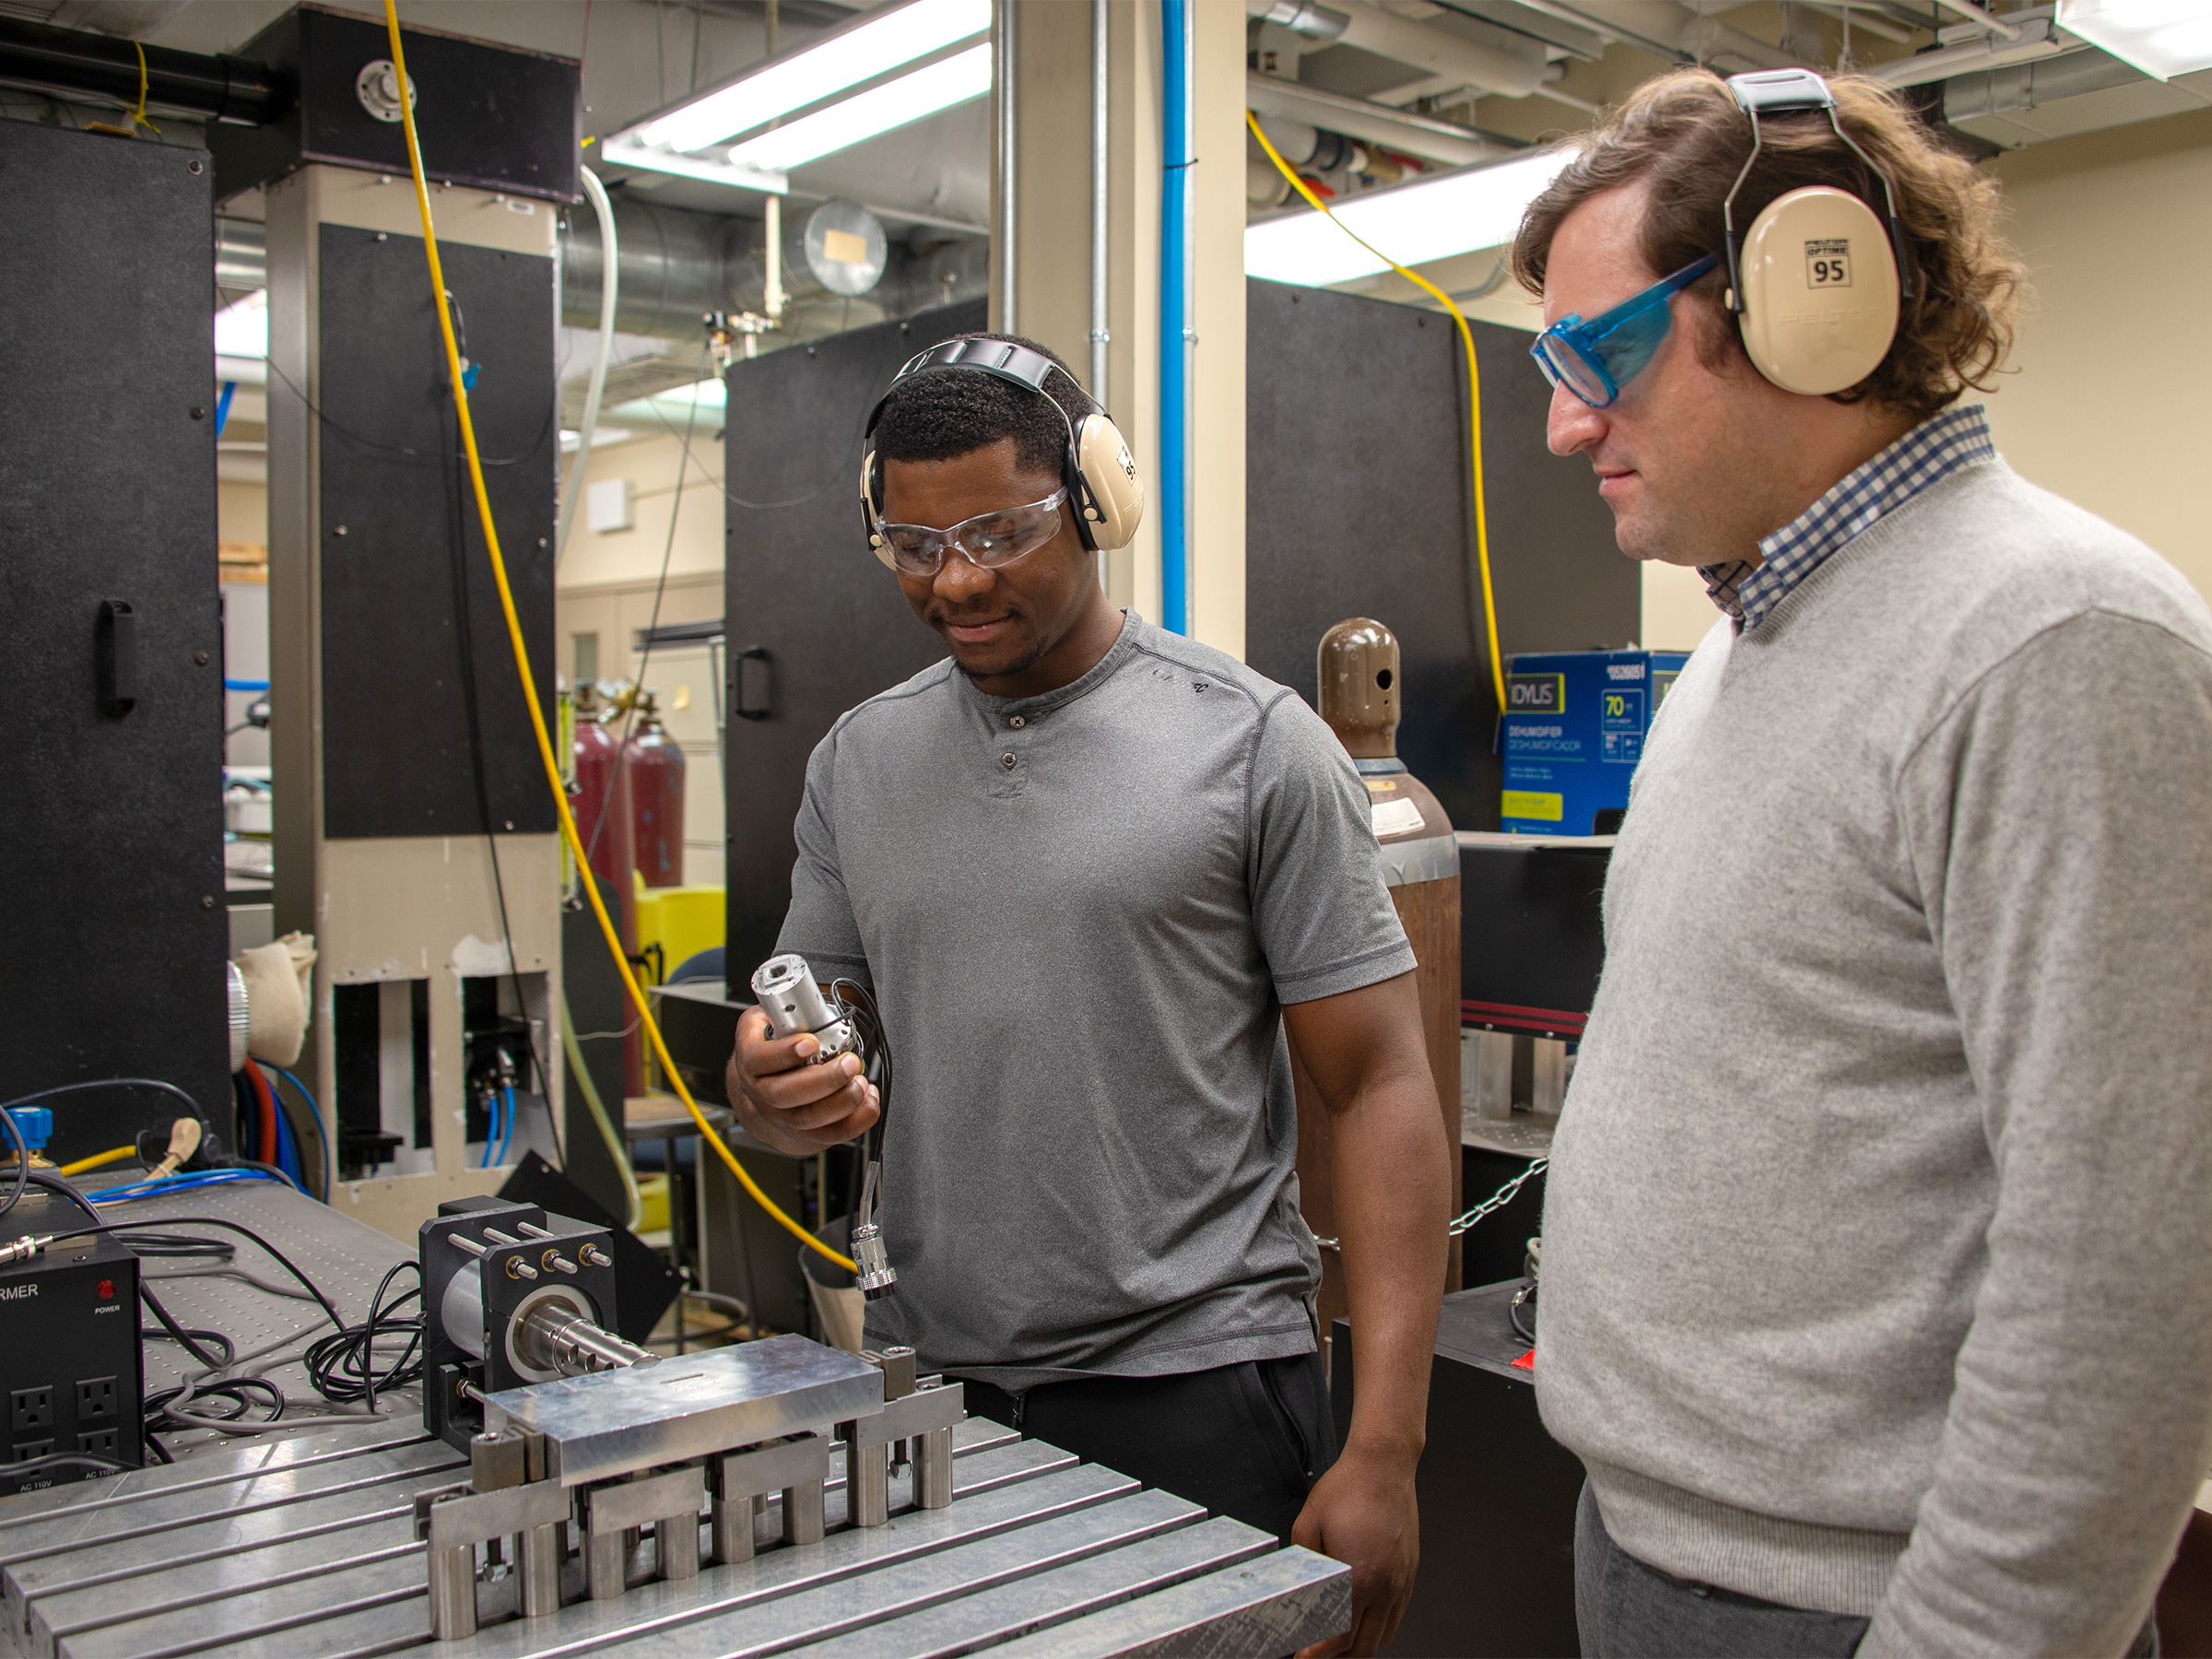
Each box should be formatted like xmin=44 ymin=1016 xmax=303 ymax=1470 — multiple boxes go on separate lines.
xmin=777 ymin=611 xmax=1415 ymax=1389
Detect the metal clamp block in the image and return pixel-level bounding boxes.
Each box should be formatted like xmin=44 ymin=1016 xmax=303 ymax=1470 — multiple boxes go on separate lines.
xmin=708 ymin=1434 xmax=830 ymax=1563
xmin=839 ymin=1380 xmax=963 ymax=1524
xmin=582 ymin=1465 xmax=707 ymax=1599
xmin=413 ymin=1478 xmax=572 ymax=1641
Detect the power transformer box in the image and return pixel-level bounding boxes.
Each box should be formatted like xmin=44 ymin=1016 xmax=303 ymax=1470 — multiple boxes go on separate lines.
xmin=1500 ymin=648 xmax=1688 ymax=835
xmin=2 ymin=1189 xmax=142 ymax=1494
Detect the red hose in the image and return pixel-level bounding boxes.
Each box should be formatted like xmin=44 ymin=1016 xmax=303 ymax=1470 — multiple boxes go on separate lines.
xmin=243 ymin=1059 xmax=276 ymax=1166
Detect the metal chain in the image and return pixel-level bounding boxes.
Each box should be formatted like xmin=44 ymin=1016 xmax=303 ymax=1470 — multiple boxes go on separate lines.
xmin=1309 ymin=1157 xmax=1547 ymax=1253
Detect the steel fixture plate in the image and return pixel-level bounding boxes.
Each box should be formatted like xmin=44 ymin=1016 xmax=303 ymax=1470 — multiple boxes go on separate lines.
xmin=481 ymin=1335 xmax=885 ymax=1487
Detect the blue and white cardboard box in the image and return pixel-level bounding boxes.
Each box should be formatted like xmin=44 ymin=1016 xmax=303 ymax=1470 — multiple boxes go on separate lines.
xmin=1500 ymin=648 xmax=1688 ymax=835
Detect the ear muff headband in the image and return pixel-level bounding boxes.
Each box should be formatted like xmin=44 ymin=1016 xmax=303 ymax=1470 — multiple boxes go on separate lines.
xmin=1721 ymin=70 xmax=1914 ymax=398
xmin=860 ymin=337 xmax=1146 ymax=566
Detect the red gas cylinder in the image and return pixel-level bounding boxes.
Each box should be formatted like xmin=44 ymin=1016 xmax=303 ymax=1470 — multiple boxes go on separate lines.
xmin=571 ymin=685 xmax=642 ymax=1097
xmin=625 ymin=690 xmax=687 ymax=889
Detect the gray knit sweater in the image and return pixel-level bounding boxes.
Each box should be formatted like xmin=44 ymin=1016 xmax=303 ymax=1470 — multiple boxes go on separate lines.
xmin=1536 ymin=457 xmax=2212 ymax=1656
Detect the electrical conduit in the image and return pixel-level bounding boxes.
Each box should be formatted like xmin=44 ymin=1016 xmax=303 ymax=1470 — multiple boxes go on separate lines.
xmin=380 ymin=0 xmax=855 ymax=1273
xmin=1159 ymin=0 xmax=1195 ymax=636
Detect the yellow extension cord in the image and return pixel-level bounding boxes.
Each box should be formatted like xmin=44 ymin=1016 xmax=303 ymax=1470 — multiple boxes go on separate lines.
xmin=59 ymin=1146 xmax=137 ymax=1177
xmin=381 ymin=5 xmax=855 ymax=1274
xmin=1247 ymin=112 xmax=1508 ymax=713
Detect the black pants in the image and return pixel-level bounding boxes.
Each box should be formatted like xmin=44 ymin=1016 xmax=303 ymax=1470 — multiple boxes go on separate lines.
xmin=961 ymin=1353 xmax=1339 ymax=1544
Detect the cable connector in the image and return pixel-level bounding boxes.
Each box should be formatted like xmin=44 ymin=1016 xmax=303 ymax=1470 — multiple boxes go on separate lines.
xmin=850 ymin=1221 xmax=896 ymax=1302
xmin=0 ymin=1233 xmax=54 ymax=1267
xmin=148 ymin=1118 xmax=204 ymax=1181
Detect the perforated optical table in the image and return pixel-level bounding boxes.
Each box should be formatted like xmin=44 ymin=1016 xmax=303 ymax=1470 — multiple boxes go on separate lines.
xmin=0 ymin=1184 xmax=1348 ymax=1658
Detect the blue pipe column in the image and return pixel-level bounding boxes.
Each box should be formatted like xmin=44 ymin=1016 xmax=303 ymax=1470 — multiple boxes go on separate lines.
xmin=1159 ymin=0 xmax=1195 ymax=635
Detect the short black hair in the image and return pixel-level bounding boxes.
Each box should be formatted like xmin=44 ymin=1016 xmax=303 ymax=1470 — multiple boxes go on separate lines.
xmin=872 ymin=333 xmax=1097 ymax=482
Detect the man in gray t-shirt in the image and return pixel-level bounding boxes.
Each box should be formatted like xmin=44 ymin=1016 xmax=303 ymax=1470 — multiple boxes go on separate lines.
xmin=728 ymin=334 xmax=1448 ymax=1656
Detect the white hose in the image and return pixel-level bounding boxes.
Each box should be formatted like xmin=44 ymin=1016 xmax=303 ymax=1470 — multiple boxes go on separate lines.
xmin=556 ymin=165 xmax=619 ymax=568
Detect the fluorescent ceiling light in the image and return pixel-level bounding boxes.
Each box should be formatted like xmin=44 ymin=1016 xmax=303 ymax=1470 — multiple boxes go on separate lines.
xmin=633 ymin=0 xmax=989 ymax=154
xmin=215 ymin=289 xmax=267 ymax=359
xmin=601 ymin=139 xmax=786 ymax=194
xmin=1243 ymin=148 xmax=1571 ymax=288
xmin=560 ymin=427 xmax=635 ymax=453
xmin=2056 ymin=0 xmax=2212 ymax=78
xmin=609 ymin=378 xmax=728 ymax=428
xmin=727 ymin=42 xmax=992 ymax=174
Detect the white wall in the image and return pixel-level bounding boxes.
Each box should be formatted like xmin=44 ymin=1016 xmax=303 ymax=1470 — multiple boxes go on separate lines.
xmin=1981 ymin=108 xmax=2212 ymax=597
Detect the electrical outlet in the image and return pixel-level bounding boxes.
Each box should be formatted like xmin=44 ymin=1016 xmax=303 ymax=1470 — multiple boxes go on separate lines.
xmin=10 ymin=1387 xmax=52 ymax=1432
xmin=11 ymin=1440 xmax=53 ymax=1463
xmin=75 ymin=1378 xmax=116 ymax=1422
xmin=76 ymin=1429 xmax=119 ymax=1458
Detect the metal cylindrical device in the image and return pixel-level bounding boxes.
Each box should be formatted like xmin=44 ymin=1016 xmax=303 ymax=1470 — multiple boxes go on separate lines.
xmin=514 ymin=1300 xmax=658 ymax=1377
xmin=750 ymin=955 xmax=856 ymax=1059
xmin=518 ymin=1523 xmax=563 ymax=1618
xmin=914 ymin=1426 xmax=955 ymax=1510
xmin=657 ymin=1510 xmax=700 ymax=1580
xmin=586 ymin=1528 xmax=626 ymax=1601
xmin=426 ymin=1541 xmax=479 ymax=1641
xmin=847 ymin=1441 xmax=889 ymax=1528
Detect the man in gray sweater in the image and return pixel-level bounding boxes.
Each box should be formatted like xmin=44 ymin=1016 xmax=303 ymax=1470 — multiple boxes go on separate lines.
xmin=1513 ymin=67 xmax=2212 ymax=1657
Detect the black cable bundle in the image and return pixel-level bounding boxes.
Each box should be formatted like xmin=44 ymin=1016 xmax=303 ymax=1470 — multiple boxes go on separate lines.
xmin=301 ymin=1261 xmax=425 ymax=1412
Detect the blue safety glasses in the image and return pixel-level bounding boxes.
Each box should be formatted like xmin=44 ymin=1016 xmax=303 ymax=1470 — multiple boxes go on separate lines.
xmin=1529 ymin=253 xmax=1721 ymax=408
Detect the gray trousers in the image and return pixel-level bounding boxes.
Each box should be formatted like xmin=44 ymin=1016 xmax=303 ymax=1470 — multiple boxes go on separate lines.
xmin=1575 ymin=1483 xmax=2158 ymax=1658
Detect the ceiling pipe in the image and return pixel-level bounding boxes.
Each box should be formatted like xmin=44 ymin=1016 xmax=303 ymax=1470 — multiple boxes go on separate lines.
xmin=0 ymin=16 xmax=288 ymax=124
xmin=1248 ymin=0 xmax=1547 ymax=97
xmin=1246 ymin=74 xmax=1502 ymax=166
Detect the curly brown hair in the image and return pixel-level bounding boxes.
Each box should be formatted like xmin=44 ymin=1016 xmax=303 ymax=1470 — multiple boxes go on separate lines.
xmin=1512 ymin=68 xmax=2027 ymax=419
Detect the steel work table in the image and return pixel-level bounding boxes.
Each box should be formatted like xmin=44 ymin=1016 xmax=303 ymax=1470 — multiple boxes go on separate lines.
xmin=0 ymin=1182 xmax=1348 ymax=1657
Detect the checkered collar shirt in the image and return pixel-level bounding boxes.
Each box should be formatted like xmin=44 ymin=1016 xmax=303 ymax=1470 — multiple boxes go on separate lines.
xmin=1700 ymin=403 xmax=1998 ymax=629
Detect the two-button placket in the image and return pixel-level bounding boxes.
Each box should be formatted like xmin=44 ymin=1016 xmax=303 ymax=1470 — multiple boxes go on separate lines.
xmin=997 ymin=712 xmax=1030 ymax=782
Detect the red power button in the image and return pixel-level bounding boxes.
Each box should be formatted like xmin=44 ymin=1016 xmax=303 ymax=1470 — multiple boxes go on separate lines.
xmin=95 ymin=1279 xmax=114 ymax=1300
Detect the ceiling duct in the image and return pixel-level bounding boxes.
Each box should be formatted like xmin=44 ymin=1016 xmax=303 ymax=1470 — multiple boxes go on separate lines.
xmin=1246 ymin=74 xmax=1506 ymax=166
xmin=1249 ymin=0 xmax=1547 ymax=96
xmin=0 ymin=15 xmax=290 ymax=125
xmin=214 ymin=198 xmax=985 ymax=340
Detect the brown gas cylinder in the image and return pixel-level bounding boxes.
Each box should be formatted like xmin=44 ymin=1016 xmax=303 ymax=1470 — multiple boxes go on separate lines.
xmin=1294 ymin=618 xmax=1465 ymax=1358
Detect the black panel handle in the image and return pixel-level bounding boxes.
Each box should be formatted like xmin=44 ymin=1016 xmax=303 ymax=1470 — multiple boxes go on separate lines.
xmin=735 ymin=646 xmax=773 ymax=722
xmin=98 ymin=598 xmax=136 ymax=716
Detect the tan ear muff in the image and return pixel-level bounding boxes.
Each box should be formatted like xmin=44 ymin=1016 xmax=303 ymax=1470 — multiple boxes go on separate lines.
xmin=1072 ymin=412 xmax=1145 ymax=552
xmin=860 ymin=451 xmax=897 ymax=570
xmin=1734 ymin=186 xmax=1900 ymax=397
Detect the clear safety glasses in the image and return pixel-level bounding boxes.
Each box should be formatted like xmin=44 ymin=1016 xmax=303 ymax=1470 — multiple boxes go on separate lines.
xmin=1530 ymin=253 xmax=1721 ymax=408
xmin=876 ymin=487 xmax=1069 ymax=579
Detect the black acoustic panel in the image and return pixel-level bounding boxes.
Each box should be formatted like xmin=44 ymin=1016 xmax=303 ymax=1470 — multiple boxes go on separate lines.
xmin=722 ymin=300 xmax=984 ymax=979
xmin=0 ymin=120 xmax=230 ymax=1160
xmin=317 ymin=222 xmax=558 ymax=839
xmin=1459 ymin=838 xmax=1611 ymax=1026
xmin=209 ymin=4 xmax=581 ymax=204
xmin=1245 ymin=279 xmax=1636 ymax=830
xmin=559 ymin=870 xmax=630 ymax=1226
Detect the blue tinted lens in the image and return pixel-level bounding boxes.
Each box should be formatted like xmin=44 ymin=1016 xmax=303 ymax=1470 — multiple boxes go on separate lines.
xmin=1532 ymin=334 xmax=1615 ymax=406
xmin=1584 ymin=302 xmax=1676 ymax=395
